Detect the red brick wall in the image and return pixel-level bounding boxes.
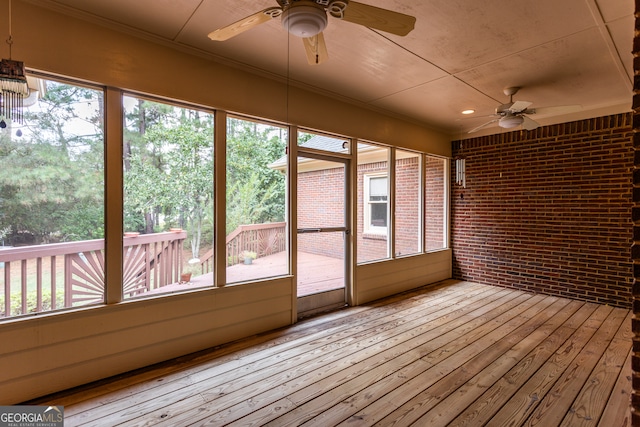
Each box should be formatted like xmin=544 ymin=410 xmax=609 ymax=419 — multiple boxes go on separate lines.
xmin=451 ymin=114 xmax=633 ymax=308
xmin=632 ymin=3 xmax=640 ymax=421
xmin=297 ymin=167 xmax=345 ymax=258
xmin=395 ymin=156 xmax=421 ymax=256
xmin=298 ymin=156 xmax=425 ymax=263
xmin=425 ymin=156 xmax=446 ymax=251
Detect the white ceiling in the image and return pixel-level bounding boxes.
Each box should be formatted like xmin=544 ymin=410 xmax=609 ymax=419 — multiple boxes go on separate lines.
xmin=26 ymin=0 xmax=633 ymax=138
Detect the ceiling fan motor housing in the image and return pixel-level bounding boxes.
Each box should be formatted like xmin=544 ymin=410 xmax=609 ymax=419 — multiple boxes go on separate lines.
xmin=495 ymin=103 xmax=513 ymax=114
xmin=499 ymin=114 xmax=524 ymax=128
xmin=282 ymin=1 xmax=328 ymax=37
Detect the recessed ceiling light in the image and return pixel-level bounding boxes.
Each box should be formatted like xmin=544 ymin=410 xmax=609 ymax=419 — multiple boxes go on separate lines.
xmin=461 ymin=109 xmax=475 ymax=115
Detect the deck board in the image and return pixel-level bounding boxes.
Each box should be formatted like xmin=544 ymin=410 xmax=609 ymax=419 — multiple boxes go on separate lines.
xmin=447 ymin=302 xmax=600 ymax=427
xmin=598 ymin=348 xmax=632 ymax=427
xmin=559 ymin=312 xmax=632 ymax=426
xmin=27 ymin=280 xmax=632 ymax=427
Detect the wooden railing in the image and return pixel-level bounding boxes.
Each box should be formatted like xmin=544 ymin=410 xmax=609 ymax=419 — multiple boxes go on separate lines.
xmin=0 ymin=231 xmax=186 ymax=318
xmin=1 ymin=223 xmax=287 ymax=318
xmin=199 ymin=222 xmax=286 ymax=272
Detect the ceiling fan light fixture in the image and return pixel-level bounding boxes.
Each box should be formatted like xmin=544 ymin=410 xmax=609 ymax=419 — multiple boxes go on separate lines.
xmin=281 ymin=3 xmax=327 ymax=38
xmin=499 ymin=114 xmax=524 ymax=129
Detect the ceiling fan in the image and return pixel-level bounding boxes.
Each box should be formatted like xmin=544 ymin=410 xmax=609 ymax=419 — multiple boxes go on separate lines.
xmin=207 ymin=0 xmax=416 ymax=65
xmin=468 ymin=87 xmax=582 ymax=133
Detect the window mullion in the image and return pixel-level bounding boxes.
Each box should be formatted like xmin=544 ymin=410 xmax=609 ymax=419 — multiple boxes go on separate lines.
xmin=105 ymin=86 xmax=124 ymax=304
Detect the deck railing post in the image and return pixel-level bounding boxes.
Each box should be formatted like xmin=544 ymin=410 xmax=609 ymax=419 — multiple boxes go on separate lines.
xmin=144 ymin=242 xmax=151 ymax=292
xmin=20 ymin=260 xmax=27 ymax=315
xmin=36 ymin=257 xmax=42 ymax=313
xmin=4 ymin=263 xmax=10 ymax=316
xmin=64 ymin=255 xmax=72 ymax=307
xmin=50 ymin=256 xmax=57 ymax=310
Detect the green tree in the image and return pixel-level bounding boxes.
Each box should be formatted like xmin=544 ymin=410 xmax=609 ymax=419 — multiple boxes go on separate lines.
xmin=0 ymin=81 xmax=104 ymax=244
xmin=146 ymin=120 xmax=213 ymax=258
xmin=123 ymin=98 xmax=174 ymax=233
xmin=225 ymin=118 xmax=286 ymax=234
xmin=123 ymin=98 xmax=214 ymax=259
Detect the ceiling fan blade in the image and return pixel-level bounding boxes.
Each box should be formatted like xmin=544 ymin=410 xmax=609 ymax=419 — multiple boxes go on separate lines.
xmin=340 ymin=1 xmax=416 ymax=36
xmin=522 ymin=115 xmax=540 ymax=130
xmin=208 ymin=7 xmax=281 ymax=41
xmin=303 ymin=32 xmax=329 ymax=65
xmin=527 ymin=105 xmax=582 ymax=116
xmin=508 ymin=100 xmax=532 ymax=113
xmin=468 ymin=118 xmax=500 ymax=133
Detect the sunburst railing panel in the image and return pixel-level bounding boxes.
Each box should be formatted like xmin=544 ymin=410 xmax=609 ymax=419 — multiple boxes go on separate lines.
xmin=0 ymin=231 xmax=186 ymax=318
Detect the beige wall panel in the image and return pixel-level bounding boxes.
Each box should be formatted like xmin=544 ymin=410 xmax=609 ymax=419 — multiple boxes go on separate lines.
xmin=356 ymin=250 xmax=452 ymax=304
xmin=1 ymin=295 xmax=292 ymax=381
xmin=0 ymin=310 xmax=293 ymax=404
xmin=10 ymin=0 xmax=450 ymax=156
xmin=1 ymin=279 xmax=290 ymax=354
xmin=212 ymin=279 xmax=292 ymax=309
xmin=0 ymin=279 xmax=293 ymax=404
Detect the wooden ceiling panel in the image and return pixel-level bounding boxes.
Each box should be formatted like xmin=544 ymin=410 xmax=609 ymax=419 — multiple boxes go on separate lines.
xmin=25 ymin=0 xmax=635 ymax=136
xmin=370 ymin=76 xmax=500 ymax=133
xmin=596 ymin=0 xmax=634 ymax=22
xmin=364 ymin=0 xmax=596 ymax=74
xmin=44 ymin=0 xmax=204 ymax=39
xmin=454 ymin=27 xmax=631 ymax=115
xmin=607 ymin=15 xmax=634 ymax=81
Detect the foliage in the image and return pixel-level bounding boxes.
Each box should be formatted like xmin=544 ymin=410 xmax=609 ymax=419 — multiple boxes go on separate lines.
xmin=0 ymin=82 xmax=104 ymax=244
xmin=0 ymin=289 xmax=66 ymax=317
xmin=146 ymin=120 xmax=213 ymax=258
xmin=226 ymin=118 xmax=286 ymax=234
xmin=182 ymin=262 xmax=202 ymax=277
xmin=0 ymin=81 xmax=287 ymax=292
xmin=123 ymin=99 xmax=214 ymax=258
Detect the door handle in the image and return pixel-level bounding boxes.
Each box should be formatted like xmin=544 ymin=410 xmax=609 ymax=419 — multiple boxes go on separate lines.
xmin=297 ymin=228 xmax=322 ymax=234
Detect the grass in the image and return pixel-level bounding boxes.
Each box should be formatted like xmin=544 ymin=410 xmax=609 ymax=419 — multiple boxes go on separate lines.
xmin=1 ymin=257 xmax=66 ymax=294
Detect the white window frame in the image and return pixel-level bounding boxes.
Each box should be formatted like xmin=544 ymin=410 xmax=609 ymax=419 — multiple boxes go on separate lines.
xmin=364 ymin=173 xmax=389 ymax=235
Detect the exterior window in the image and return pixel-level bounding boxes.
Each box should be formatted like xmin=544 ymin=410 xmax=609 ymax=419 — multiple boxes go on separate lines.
xmin=366 ymin=175 xmax=388 ymax=234
xmin=0 ymin=77 xmax=105 ymax=318
xmin=123 ymin=95 xmax=214 ymax=298
xmin=357 ymin=142 xmax=390 ymax=263
xmin=226 ymin=116 xmax=288 ymax=284
xmin=395 ymin=149 xmax=421 ymax=256
xmin=425 ymin=155 xmax=447 ymax=250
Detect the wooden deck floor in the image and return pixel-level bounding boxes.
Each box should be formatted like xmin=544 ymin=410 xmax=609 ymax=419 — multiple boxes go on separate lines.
xmin=155 ymin=251 xmax=343 ymax=297
xmin=30 ymin=280 xmax=632 ymax=426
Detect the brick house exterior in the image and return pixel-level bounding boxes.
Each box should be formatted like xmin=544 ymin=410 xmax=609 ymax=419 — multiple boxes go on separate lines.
xmin=293 ymin=136 xmax=446 ymax=263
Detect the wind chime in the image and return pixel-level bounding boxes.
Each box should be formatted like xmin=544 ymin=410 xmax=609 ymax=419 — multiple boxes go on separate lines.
xmin=455 ymin=157 xmax=466 ymax=188
xmin=455 ymin=139 xmax=466 ymax=189
xmin=0 ymin=0 xmax=28 ymax=129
